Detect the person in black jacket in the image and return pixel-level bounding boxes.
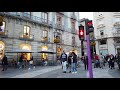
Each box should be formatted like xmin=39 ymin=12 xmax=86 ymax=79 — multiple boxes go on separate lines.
xmin=60 ymin=51 xmax=67 ymax=73
xmin=2 ymin=55 xmax=8 ymax=71
xmin=71 ymin=52 xmax=77 ymax=73
xmin=83 ymin=55 xmax=88 ymax=70
xmin=67 ymin=52 xmax=72 ymax=73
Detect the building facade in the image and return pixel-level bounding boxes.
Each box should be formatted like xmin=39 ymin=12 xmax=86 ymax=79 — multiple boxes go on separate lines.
xmin=93 ymin=12 xmax=120 ymax=56
xmin=0 ymin=12 xmax=80 ymax=62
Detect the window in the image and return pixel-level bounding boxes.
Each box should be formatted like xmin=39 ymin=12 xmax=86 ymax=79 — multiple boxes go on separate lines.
xmin=54 ymin=32 xmax=61 ymax=39
xmin=72 ymin=36 xmax=75 ymax=45
xmin=41 ymin=12 xmax=48 ymax=23
xmin=100 ymin=40 xmax=107 ymax=45
xmin=23 ymin=12 xmax=31 ymax=18
xmin=42 ymin=30 xmax=48 ymax=38
xmin=23 ymin=26 xmax=30 ymax=36
xmin=0 ymin=21 xmax=5 ymax=32
xmin=100 ymin=30 xmax=104 ymax=35
xmin=57 ymin=16 xmax=62 ymax=25
xmin=71 ymin=21 xmax=75 ymax=29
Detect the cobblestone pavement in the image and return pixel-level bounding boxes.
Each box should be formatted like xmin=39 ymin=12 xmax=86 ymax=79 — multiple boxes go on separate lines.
xmin=0 ymin=62 xmax=120 ymax=78
xmin=34 ymin=64 xmax=88 ymax=78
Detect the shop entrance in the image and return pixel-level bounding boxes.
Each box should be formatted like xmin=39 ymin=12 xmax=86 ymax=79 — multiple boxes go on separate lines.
xmin=20 ymin=44 xmax=31 ymax=60
xmin=0 ymin=41 xmax=5 ymax=60
xmin=42 ymin=46 xmax=48 ymax=60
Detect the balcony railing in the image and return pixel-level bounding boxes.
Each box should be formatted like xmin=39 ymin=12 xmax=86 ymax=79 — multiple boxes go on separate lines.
xmin=0 ymin=30 xmax=8 ymax=38
xmin=53 ymin=37 xmax=61 ymax=43
xmin=72 ymin=41 xmax=77 ymax=47
xmin=55 ymin=23 xmax=65 ymax=31
xmin=113 ymin=33 xmax=120 ymax=37
xmin=113 ymin=12 xmax=120 ymax=18
xmin=19 ymin=32 xmax=34 ymax=41
xmin=41 ymin=37 xmax=50 ymax=43
xmin=71 ymin=29 xmax=77 ymax=34
xmin=0 ymin=12 xmax=53 ymax=28
xmin=96 ymin=34 xmax=108 ymax=40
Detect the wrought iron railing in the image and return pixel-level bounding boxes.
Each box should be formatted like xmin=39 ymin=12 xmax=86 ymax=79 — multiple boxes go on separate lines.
xmin=19 ymin=32 xmax=34 ymax=41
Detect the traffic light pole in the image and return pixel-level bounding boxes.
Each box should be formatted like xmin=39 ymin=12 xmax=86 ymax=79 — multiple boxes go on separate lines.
xmin=86 ymin=34 xmax=93 ymax=78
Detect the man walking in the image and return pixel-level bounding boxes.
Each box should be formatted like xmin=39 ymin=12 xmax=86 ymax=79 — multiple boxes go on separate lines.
xmin=60 ymin=51 xmax=67 ymax=73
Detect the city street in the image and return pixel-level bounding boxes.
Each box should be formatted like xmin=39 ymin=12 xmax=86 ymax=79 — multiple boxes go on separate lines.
xmin=0 ymin=62 xmax=120 ymax=78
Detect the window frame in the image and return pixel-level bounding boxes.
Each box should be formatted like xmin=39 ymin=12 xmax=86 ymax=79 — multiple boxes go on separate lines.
xmin=23 ymin=25 xmax=31 ymax=36
xmin=0 ymin=21 xmax=6 ymax=32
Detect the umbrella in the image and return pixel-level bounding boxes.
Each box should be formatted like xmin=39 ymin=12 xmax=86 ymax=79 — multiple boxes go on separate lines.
xmin=5 ymin=49 xmax=35 ymax=53
xmin=5 ymin=49 xmax=35 ymax=62
xmin=37 ymin=50 xmax=56 ymax=54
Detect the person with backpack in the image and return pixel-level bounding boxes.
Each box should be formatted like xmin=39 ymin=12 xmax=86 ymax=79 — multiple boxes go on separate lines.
xmin=60 ymin=51 xmax=67 ymax=73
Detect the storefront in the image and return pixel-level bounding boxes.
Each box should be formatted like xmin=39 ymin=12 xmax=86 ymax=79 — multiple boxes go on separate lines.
xmin=0 ymin=41 xmax=5 ymax=60
xmin=99 ymin=45 xmax=108 ymax=56
xmin=41 ymin=45 xmax=48 ymax=60
xmin=20 ymin=44 xmax=31 ymax=60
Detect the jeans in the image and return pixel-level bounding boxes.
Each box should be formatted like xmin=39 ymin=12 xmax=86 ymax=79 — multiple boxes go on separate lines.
xmin=71 ymin=63 xmax=77 ymax=72
xmin=62 ymin=61 xmax=67 ymax=72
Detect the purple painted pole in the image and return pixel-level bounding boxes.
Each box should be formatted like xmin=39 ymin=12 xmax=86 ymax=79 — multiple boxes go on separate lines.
xmin=86 ymin=34 xmax=93 ymax=78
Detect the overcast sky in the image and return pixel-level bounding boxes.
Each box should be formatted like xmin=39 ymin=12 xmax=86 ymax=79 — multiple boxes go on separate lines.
xmin=79 ymin=12 xmax=93 ymax=20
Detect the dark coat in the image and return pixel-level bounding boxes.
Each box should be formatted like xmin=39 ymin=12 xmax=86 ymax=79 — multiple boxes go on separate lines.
xmin=2 ymin=56 xmax=8 ymax=65
xmin=83 ymin=56 xmax=88 ymax=65
xmin=68 ymin=56 xmax=72 ymax=65
xmin=60 ymin=53 xmax=67 ymax=62
xmin=72 ymin=54 xmax=77 ymax=63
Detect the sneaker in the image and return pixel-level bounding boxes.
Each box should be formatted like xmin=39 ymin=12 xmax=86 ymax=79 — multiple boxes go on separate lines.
xmin=28 ymin=68 xmax=31 ymax=70
xmin=75 ymin=72 xmax=77 ymax=73
xmin=72 ymin=72 xmax=74 ymax=74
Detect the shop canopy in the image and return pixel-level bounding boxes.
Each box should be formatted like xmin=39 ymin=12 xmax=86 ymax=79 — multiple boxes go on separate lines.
xmin=5 ymin=49 xmax=35 ymax=53
xmin=37 ymin=50 xmax=56 ymax=54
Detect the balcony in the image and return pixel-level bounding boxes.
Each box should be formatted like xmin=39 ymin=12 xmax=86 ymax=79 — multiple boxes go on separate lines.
xmin=41 ymin=37 xmax=50 ymax=43
xmin=113 ymin=33 xmax=120 ymax=37
xmin=71 ymin=14 xmax=76 ymax=20
xmin=97 ymin=24 xmax=105 ymax=29
xmin=71 ymin=29 xmax=77 ymax=34
xmin=96 ymin=34 xmax=108 ymax=40
xmin=53 ymin=37 xmax=61 ymax=43
xmin=55 ymin=23 xmax=65 ymax=31
xmin=19 ymin=32 xmax=34 ymax=41
xmin=72 ymin=41 xmax=77 ymax=47
xmin=0 ymin=30 xmax=8 ymax=38
xmin=0 ymin=12 xmax=53 ymax=28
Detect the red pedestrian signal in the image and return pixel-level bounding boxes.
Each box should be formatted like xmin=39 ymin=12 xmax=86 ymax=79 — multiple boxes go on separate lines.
xmin=79 ymin=25 xmax=84 ymax=40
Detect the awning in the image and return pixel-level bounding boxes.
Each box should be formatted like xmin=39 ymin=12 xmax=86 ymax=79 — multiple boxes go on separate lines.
xmin=37 ymin=50 xmax=56 ymax=54
xmin=5 ymin=49 xmax=35 ymax=53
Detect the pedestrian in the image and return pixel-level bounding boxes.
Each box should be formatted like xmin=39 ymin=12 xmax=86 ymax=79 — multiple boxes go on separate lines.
xmin=60 ymin=51 xmax=67 ymax=73
xmin=71 ymin=52 xmax=77 ymax=73
xmin=28 ymin=56 xmax=33 ymax=70
xmin=83 ymin=55 xmax=88 ymax=70
xmin=94 ymin=54 xmax=99 ymax=68
xmin=2 ymin=55 xmax=8 ymax=71
xmin=99 ymin=53 xmax=104 ymax=69
xmin=107 ymin=55 xmax=111 ymax=68
xmin=19 ymin=55 xmax=23 ymax=69
xmin=110 ymin=54 xmax=115 ymax=69
xmin=67 ymin=52 xmax=72 ymax=73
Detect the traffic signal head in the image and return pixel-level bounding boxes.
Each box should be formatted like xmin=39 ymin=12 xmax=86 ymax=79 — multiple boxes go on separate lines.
xmin=79 ymin=25 xmax=84 ymax=40
xmin=86 ymin=20 xmax=94 ymax=35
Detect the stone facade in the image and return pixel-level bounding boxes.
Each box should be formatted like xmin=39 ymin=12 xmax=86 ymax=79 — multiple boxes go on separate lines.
xmin=0 ymin=12 xmax=80 ymax=61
